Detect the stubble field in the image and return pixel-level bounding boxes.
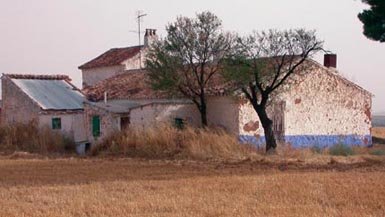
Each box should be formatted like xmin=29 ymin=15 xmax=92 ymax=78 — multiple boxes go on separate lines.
xmin=0 ymin=128 xmax=384 ymax=217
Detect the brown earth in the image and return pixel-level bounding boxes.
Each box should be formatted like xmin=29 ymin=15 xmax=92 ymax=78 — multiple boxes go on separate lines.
xmin=0 ymin=128 xmax=384 ymax=217
xmin=0 ymin=155 xmax=385 ymax=217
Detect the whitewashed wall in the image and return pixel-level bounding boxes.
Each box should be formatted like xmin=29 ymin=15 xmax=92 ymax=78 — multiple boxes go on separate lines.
xmin=82 ymin=65 xmax=125 ymax=88
xmin=206 ymin=96 xmax=240 ymax=134
xmin=83 ymin=103 xmax=121 ymax=144
xmin=130 ymin=103 xmax=200 ymax=130
xmin=39 ymin=113 xmax=86 ymax=143
xmin=121 ymin=50 xmax=148 ymax=71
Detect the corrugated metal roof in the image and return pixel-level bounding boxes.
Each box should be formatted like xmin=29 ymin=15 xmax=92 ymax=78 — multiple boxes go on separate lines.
xmin=12 ymin=79 xmax=84 ymax=110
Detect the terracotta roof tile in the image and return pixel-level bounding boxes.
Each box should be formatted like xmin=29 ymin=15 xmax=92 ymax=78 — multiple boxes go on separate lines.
xmin=78 ymin=46 xmax=143 ymax=70
xmin=3 ymin=74 xmax=70 ymax=80
xmin=83 ymin=70 xmax=235 ymax=102
xmin=83 ymin=70 xmax=169 ymax=101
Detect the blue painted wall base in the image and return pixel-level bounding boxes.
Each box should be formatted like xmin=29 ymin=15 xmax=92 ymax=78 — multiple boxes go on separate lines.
xmin=239 ymin=134 xmax=372 ymax=148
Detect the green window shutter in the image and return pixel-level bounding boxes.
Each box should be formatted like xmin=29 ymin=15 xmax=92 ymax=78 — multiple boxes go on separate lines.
xmin=92 ymin=116 xmax=101 ymax=137
xmin=52 ymin=118 xmax=61 ymax=130
xmin=174 ymin=118 xmax=184 ymax=129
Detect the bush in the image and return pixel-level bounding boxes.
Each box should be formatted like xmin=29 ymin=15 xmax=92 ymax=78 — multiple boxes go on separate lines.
xmin=328 ymin=144 xmax=355 ymax=156
xmin=0 ymin=122 xmax=75 ymax=153
xmin=369 ymin=149 xmax=385 ymax=156
xmin=92 ymin=125 xmax=256 ymax=160
xmin=310 ymin=145 xmax=323 ymax=154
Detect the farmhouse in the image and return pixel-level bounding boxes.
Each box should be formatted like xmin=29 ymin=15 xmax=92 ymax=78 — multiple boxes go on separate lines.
xmin=79 ymin=29 xmax=373 ymax=147
xmin=79 ymin=29 xmax=158 ymax=88
xmin=1 ymin=74 xmax=87 ymax=143
xmin=0 ymin=29 xmax=372 ymax=149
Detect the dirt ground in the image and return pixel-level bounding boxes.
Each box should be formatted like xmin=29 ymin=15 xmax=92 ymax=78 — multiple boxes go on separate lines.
xmin=0 ymin=127 xmax=384 ymax=217
xmin=0 ymin=154 xmax=385 ymax=217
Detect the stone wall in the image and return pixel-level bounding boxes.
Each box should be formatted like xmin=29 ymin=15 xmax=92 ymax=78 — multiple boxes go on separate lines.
xmin=238 ymin=66 xmax=372 ymax=147
xmin=282 ymin=67 xmax=372 ymax=147
xmin=1 ymin=76 xmax=41 ymax=125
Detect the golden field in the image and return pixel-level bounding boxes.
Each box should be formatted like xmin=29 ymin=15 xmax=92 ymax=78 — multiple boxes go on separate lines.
xmin=0 ymin=127 xmax=384 ymax=217
xmin=0 ymin=155 xmax=385 ymax=217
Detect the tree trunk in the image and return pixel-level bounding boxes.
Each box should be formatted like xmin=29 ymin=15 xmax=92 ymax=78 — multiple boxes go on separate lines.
xmin=200 ymin=101 xmax=208 ymax=127
xmin=256 ymin=106 xmax=277 ymax=152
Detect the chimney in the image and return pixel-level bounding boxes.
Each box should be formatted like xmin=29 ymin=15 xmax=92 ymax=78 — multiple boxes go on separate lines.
xmin=144 ymin=29 xmax=158 ymax=47
xmin=324 ymin=54 xmax=337 ymax=68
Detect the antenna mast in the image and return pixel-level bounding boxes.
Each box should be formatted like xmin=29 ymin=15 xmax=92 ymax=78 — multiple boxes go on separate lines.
xmin=136 ymin=11 xmax=147 ymax=46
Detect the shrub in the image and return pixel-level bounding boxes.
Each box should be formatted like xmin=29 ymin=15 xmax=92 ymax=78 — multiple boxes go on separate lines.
xmin=328 ymin=144 xmax=355 ymax=156
xmin=0 ymin=122 xmax=75 ymax=153
xmin=92 ymin=125 xmax=256 ymax=160
xmin=369 ymin=149 xmax=385 ymax=156
xmin=310 ymin=145 xmax=323 ymax=154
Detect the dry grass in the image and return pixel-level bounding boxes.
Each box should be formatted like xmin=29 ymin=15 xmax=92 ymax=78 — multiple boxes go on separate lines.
xmin=0 ymin=157 xmax=385 ymax=217
xmin=0 ymin=122 xmax=75 ymax=154
xmin=1 ymin=126 xmax=385 ymax=216
xmin=93 ymin=125 xmax=256 ymax=160
xmin=372 ymin=127 xmax=385 ymax=146
xmin=373 ymin=127 xmax=385 ymax=139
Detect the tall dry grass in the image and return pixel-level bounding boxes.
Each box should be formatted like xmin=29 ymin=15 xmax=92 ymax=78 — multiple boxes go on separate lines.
xmin=0 ymin=122 xmax=75 ymax=154
xmin=93 ymin=125 xmax=256 ymax=160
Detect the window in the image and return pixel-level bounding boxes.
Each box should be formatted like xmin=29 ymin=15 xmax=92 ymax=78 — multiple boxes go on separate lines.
xmin=174 ymin=118 xmax=185 ymax=129
xmin=92 ymin=116 xmax=101 ymax=137
xmin=52 ymin=118 xmax=61 ymax=130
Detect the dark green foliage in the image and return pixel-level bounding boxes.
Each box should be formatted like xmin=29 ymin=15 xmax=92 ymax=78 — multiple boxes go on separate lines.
xmin=358 ymin=0 xmax=385 ymax=42
xmin=329 ymin=144 xmax=355 ymax=156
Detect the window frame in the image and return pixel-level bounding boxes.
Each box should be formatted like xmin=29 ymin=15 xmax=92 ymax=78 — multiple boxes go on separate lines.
xmin=52 ymin=117 xmax=62 ymax=130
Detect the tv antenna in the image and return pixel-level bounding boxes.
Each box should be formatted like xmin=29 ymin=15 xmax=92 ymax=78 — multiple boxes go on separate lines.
xmin=129 ymin=11 xmax=147 ymax=69
xmin=135 ymin=11 xmax=147 ymax=46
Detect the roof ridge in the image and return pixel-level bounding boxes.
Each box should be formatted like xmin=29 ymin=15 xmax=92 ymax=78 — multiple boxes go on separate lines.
xmin=78 ymin=45 xmax=145 ymax=70
xmin=3 ymin=73 xmax=70 ymax=80
xmin=111 ymin=45 xmax=144 ymax=50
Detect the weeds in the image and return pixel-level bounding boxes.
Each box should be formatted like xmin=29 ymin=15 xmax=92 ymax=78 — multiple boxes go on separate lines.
xmin=329 ymin=144 xmax=355 ymax=156
xmin=0 ymin=122 xmax=75 ymax=153
xmin=92 ymin=125 xmax=256 ymax=160
xmin=369 ymin=149 xmax=385 ymax=156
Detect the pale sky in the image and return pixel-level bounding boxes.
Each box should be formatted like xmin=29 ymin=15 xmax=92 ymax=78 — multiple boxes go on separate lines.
xmin=0 ymin=0 xmax=384 ymax=113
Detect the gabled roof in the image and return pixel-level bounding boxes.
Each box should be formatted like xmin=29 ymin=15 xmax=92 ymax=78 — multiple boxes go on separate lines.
xmin=4 ymin=74 xmax=84 ymax=111
xmin=83 ymin=69 xmax=233 ymax=102
xmin=78 ymin=46 xmax=143 ymax=70
xmin=83 ymin=69 xmax=170 ymax=101
xmin=83 ymin=59 xmax=372 ymax=102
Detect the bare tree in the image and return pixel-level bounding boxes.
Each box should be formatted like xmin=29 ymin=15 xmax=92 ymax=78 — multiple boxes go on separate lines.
xmin=145 ymin=11 xmax=233 ymax=126
xmin=224 ymin=29 xmax=324 ymax=152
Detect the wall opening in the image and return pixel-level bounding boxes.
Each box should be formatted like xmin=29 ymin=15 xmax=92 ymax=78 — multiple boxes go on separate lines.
xmin=120 ymin=116 xmax=130 ymax=130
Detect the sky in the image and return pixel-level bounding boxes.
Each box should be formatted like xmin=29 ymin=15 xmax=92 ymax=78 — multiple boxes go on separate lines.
xmin=0 ymin=0 xmax=384 ymax=113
